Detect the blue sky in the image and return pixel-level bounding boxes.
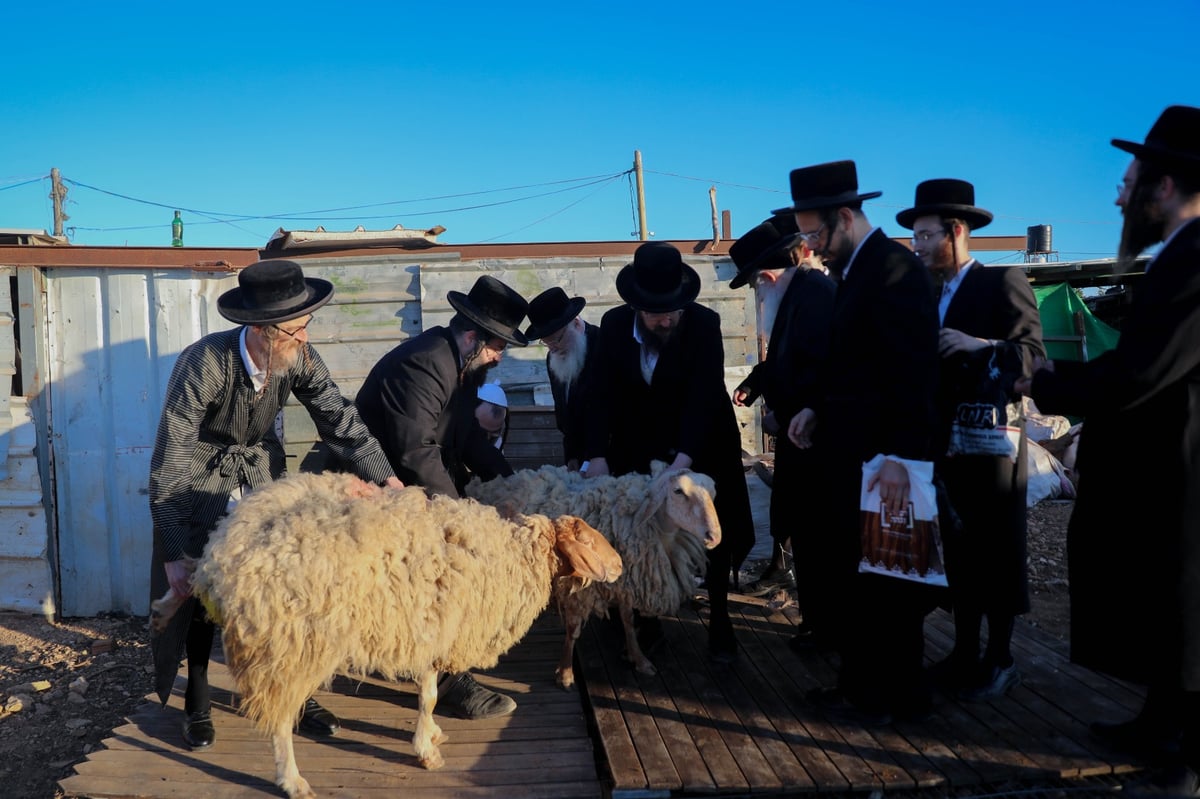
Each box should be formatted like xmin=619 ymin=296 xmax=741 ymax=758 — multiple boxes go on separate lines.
xmin=2 ymin=1 xmax=1196 ymax=262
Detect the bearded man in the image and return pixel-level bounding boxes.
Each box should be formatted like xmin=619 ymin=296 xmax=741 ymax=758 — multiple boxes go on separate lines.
xmin=1019 ymin=105 xmax=1200 ymax=797
xmin=354 ymin=274 xmax=529 ymax=721
xmin=728 ymin=218 xmax=834 ymax=639
xmin=584 ymin=241 xmax=756 ymax=665
xmin=897 ymin=180 xmax=1044 ymax=703
xmin=524 ymin=287 xmax=601 ymax=471
xmin=149 ymin=259 xmax=403 ymax=750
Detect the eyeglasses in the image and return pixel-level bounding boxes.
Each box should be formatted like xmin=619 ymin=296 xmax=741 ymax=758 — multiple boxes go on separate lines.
xmin=274 ymin=317 xmax=312 ymax=339
xmin=797 ymin=223 xmax=826 ymax=245
xmin=911 ymin=229 xmax=947 ymax=244
xmin=541 ymin=327 xmax=569 ymax=348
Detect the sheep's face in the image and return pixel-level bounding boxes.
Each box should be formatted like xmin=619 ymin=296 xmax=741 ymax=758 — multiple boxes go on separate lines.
xmin=662 ymin=472 xmax=722 ymax=549
xmin=553 ymin=515 xmax=623 ymax=583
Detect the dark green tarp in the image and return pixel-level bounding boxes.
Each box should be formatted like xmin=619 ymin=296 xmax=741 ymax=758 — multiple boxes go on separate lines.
xmin=1033 ymin=283 xmax=1120 ymax=362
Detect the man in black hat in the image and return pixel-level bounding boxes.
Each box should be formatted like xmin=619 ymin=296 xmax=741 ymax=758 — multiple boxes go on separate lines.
xmin=584 ymin=241 xmax=756 ymax=664
xmin=897 ymin=179 xmax=1044 ymax=702
xmin=524 ymin=287 xmax=601 ymax=471
xmin=1018 ymin=105 xmax=1200 ymax=796
xmin=149 ymin=259 xmax=403 ymax=750
xmin=777 ymin=160 xmax=941 ymax=724
xmin=354 ymin=273 xmax=529 ymax=720
xmin=728 ymin=219 xmax=835 ymax=631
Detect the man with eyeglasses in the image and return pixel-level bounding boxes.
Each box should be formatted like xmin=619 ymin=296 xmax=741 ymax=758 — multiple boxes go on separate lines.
xmin=149 ymin=259 xmax=404 ymax=750
xmin=896 ymin=179 xmax=1044 ymax=704
xmin=524 ymin=287 xmax=601 ymax=472
xmin=777 ymin=160 xmax=941 ymax=725
xmin=354 ymin=274 xmax=529 ymax=720
xmin=1018 ymin=105 xmax=1200 ymax=797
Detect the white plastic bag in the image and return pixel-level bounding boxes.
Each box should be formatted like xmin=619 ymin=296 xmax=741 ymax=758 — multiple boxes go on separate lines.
xmin=858 ymin=454 xmax=948 ymax=586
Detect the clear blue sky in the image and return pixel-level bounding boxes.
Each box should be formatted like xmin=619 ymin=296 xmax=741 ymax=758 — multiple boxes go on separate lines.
xmin=2 ymin=1 xmax=1196 ymax=262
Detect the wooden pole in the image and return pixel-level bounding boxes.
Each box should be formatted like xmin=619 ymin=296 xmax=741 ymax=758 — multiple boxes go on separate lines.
xmin=49 ymin=168 xmax=69 ymax=238
xmin=709 ymin=186 xmax=719 ymax=250
xmin=633 ymin=150 xmax=648 ymax=240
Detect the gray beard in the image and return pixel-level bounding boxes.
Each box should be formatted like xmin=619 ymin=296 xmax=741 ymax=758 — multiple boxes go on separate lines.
xmin=757 ymin=283 xmax=786 ymax=335
xmin=548 ymin=331 xmax=587 ymax=386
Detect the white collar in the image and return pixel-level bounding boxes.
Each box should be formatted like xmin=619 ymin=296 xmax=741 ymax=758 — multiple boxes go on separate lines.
xmin=239 ymin=327 xmax=267 ymax=392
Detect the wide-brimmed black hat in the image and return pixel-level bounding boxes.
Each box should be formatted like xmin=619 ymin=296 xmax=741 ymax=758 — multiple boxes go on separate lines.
xmin=615 ymin=242 xmax=701 ymax=313
xmin=525 ymin=287 xmax=587 ymax=340
xmin=728 ymin=220 xmax=801 ymax=289
xmin=217 ymin=259 xmax=334 ymax=325
xmin=896 ymin=178 xmax=993 ymax=231
xmin=447 ymin=275 xmax=530 ymax=346
xmin=1112 ymin=105 xmax=1200 ymax=178
xmin=771 ymin=160 xmax=882 ymax=215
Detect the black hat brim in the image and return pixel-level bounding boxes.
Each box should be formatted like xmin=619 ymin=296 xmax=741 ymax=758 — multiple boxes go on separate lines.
xmin=729 ymin=231 xmax=802 ymax=289
xmin=895 ymin=204 xmax=993 ymax=231
xmin=615 ymin=261 xmax=702 ymax=313
xmin=217 ymin=278 xmax=334 ymax=326
xmin=447 ymin=291 xmax=530 ymax=346
xmin=525 ymin=296 xmax=586 ymax=340
xmin=1112 ymin=139 xmax=1200 ymax=175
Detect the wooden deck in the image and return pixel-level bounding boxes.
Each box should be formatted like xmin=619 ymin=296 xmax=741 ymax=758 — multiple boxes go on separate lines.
xmin=60 ymin=595 xmax=1147 ymax=799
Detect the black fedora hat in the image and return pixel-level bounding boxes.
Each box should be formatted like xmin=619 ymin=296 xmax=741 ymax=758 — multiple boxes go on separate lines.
xmin=1112 ymin=105 xmax=1200 ymax=178
xmin=896 ymin=178 xmax=993 ymax=231
xmin=525 ymin=287 xmax=587 ymax=340
xmin=217 ymin=259 xmax=334 ymax=326
xmin=447 ymin=275 xmax=530 ymax=346
xmin=771 ymin=160 xmax=882 ymax=215
xmin=615 ymin=242 xmax=701 ymax=313
xmin=728 ymin=220 xmax=801 ymax=289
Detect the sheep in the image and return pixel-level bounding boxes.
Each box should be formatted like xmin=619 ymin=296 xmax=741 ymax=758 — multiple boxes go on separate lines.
xmin=465 ymin=463 xmax=721 ymax=689
xmin=173 ymin=471 xmax=622 ymax=799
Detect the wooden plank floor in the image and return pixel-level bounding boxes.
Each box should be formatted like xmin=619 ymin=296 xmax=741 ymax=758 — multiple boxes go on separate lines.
xmin=578 ymin=592 xmax=1149 ymax=799
xmin=60 ymin=594 xmax=1150 ymax=799
xmin=58 ymin=613 xmax=605 ymax=799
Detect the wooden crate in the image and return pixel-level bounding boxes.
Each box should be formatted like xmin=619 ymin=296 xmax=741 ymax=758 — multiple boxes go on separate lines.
xmin=505 ymin=406 xmax=563 ymax=471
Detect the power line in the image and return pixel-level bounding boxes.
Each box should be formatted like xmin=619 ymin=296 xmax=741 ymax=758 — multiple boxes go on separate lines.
xmin=0 ymin=177 xmax=45 ymax=193
xmin=644 ymin=169 xmax=783 ymax=194
xmin=478 ymin=174 xmax=627 ymax=243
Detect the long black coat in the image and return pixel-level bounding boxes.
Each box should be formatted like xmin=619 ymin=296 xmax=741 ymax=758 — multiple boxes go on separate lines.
xmin=1032 ymin=217 xmax=1200 ymax=689
xmin=735 ymin=267 xmax=835 ymax=553
xmin=937 ymin=263 xmax=1045 ymax=614
xmin=355 ymin=326 xmax=511 ymax=498
xmin=548 ymin=322 xmax=601 ymax=467
xmin=587 ymin=302 xmax=755 ymax=572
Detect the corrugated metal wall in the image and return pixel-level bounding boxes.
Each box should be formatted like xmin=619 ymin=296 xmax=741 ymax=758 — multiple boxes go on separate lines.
xmin=42 ymin=249 xmax=756 ymax=615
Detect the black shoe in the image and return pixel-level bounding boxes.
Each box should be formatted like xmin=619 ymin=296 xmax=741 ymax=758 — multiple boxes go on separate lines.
xmin=437 ymin=673 xmax=517 ymax=720
xmin=298 ymin=698 xmax=340 ymax=736
xmin=1125 ymin=765 xmax=1200 ymax=797
xmin=958 ymin=662 xmax=1021 ymax=702
xmin=1090 ymin=717 xmax=1183 ymax=761
xmin=708 ymin=622 xmax=738 ymax=665
xmin=807 ymin=687 xmax=893 ymax=727
xmin=927 ymin=653 xmax=979 ymax=695
xmin=182 ymin=710 xmax=215 ymax=749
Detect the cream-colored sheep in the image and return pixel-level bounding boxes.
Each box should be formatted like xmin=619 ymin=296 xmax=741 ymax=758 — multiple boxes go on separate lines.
xmin=179 ymin=471 xmax=621 ymax=799
xmin=465 ymin=463 xmax=720 ymax=688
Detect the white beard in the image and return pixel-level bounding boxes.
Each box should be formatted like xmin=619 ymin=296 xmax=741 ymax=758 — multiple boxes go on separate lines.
xmin=548 ymin=326 xmax=587 ymax=386
xmin=756 ymin=281 xmax=787 ymax=336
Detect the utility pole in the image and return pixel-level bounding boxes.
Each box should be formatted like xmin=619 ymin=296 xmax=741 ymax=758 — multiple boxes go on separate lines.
xmin=49 ymin=168 xmax=69 ymax=239
xmin=633 ymin=150 xmax=648 ymax=241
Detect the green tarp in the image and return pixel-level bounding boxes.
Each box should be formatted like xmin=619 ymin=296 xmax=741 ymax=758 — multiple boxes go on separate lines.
xmin=1033 ymin=283 xmax=1120 ymax=362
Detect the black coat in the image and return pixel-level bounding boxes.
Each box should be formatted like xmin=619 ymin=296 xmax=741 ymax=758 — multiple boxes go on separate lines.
xmin=587 ymin=302 xmax=755 ymax=571
xmin=1032 ymin=218 xmax=1200 ymax=689
xmin=937 ymin=263 xmax=1045 ymax=614
xmin=355 ymin=326 xmax=512 ymax=498
xmin=548 ymin=322 xmax=601 ymax=467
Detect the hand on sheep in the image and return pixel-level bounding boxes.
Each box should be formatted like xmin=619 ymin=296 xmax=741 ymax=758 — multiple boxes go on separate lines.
xmin=384 ymin=476 xmax=405 ymax=490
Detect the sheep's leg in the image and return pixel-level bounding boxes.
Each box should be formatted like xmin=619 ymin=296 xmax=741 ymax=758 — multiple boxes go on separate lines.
xmin=271 ymin=719 xmax=314 ymax=799
xmin=619 ymin=604 xmax=657 ymax=676
xmin=413 ymin=670 xmax=447 ymax=770
xmin=557 ymin=612 xmax=585 ymax=689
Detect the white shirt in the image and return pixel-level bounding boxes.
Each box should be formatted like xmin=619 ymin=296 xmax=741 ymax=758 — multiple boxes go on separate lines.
xmin=631 ymin=315 xmax=658 ymax=384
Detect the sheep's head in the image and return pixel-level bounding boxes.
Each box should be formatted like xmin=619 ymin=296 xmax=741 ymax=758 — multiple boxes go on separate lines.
xmin=552 ymin=514 xmax=623 ymax=583
xmin=640 ymin=469 xmax=722 ymax=550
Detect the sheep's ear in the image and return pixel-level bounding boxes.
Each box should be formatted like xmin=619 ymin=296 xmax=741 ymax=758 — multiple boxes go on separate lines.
xmin=554 ymin=516 xmax=621 ymax=583
xmin=634 ymin=472 xmax=670 ymax=529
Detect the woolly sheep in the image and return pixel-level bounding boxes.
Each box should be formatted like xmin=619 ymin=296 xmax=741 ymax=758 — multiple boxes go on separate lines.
xmin=163 ymin=471 xmax=622 ymax=799
xmin=465 ymin=463 xmax=720 ymax=688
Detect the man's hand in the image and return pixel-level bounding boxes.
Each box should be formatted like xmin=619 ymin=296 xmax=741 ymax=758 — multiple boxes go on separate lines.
xmin=165 ymin=559 xmax=194 ymax=599
xmin=787 ymin=408 xmax=817 ymax=449
xmin=732 ymin=388 xmax=751 ymax=407
xmin=384 ymin=476 xmax=405 ymax=490
xmin=584 ymin=457 xmax=609 ymax=479
xmin=1014 ymin=356 xmax=1053 ymax=396
xmin=938 ymin=327 xmax=991 ymax=357
xmin=866 ymin=458 xmax=911 ymax=517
